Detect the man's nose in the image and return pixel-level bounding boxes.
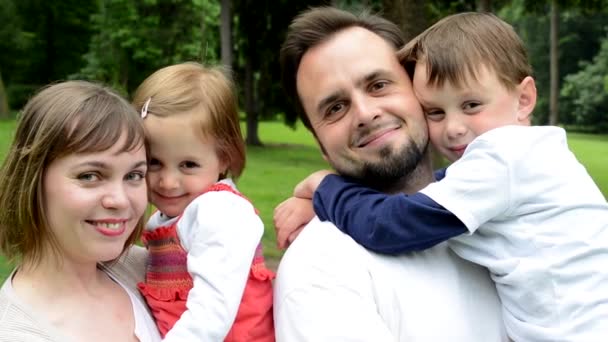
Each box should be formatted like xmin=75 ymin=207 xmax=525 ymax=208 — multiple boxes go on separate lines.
xmin=352 ymin=94 xmax=381 ymax=127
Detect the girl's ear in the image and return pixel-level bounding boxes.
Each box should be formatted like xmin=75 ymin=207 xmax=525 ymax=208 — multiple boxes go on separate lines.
xmin=516 ymin=76 xmax=537 ymax=124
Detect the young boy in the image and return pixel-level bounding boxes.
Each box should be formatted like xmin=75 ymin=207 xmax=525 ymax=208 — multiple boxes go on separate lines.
xmin=276 ymin=12 xmax=608 ymax=341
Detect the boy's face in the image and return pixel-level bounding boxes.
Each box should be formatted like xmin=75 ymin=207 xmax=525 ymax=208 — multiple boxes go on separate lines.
xmin=412 ymin=62 xmax=535 ymax=162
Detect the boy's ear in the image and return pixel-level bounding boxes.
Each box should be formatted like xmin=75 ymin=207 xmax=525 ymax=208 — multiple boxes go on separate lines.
xmin=516 ymin=76 xmax=537 ymax=123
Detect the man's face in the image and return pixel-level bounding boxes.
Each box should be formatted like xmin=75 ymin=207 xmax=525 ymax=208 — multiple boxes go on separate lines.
xmin=296 ymin=27 xmax=429 ymax=190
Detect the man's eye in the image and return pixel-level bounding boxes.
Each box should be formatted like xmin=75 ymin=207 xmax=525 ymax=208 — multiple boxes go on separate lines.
xmin=327 ymin=103 xmax=345 ymax=116
xmin=370 ymin=81 xmax=388 ymax=92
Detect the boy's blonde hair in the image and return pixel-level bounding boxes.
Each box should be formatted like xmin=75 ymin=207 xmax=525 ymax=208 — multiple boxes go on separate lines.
xmin=0 ymin=81 xmax=146 ymax=264
xmin=132 ymin=62 xmax=245 ymax=180
xmin=399 ymin=12 xmax=532 ymax=90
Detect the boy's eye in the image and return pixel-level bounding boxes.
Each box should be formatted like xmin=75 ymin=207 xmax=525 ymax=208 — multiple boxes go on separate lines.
xmin=463 ymin=102 xmax=481 ymax=111
xmin=424 ymin=109 xmax=445 ymax=122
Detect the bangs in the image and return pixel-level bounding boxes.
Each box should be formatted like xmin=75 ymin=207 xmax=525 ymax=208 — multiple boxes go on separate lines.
xmin=63 ymin=100 xmax=145 ymax=156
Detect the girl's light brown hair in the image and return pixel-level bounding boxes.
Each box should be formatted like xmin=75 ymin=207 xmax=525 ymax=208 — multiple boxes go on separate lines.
xmin=0 ymin=81 xmax=146 ymax=265
xmin=398 ymin=12 xmax=532 ymax=91
xmin=132 ymin=62 xmax=245 ymax=180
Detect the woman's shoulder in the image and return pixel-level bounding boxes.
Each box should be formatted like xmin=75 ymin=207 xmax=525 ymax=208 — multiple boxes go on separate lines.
xmin=104 ymin=246 xmax=148 ymax=287
xmin=0 ymin=277 xmax=53 ymax=341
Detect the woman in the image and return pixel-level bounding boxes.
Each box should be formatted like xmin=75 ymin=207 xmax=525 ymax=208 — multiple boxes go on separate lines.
xmin=0 ymin=81 xmax=161 ymax=341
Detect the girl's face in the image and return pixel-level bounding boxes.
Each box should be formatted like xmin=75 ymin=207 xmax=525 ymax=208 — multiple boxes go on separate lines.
xmin=42 ymin=132 xmax=148 ymax=264
xmin=144 ymin=114 xmax=227 ymax=218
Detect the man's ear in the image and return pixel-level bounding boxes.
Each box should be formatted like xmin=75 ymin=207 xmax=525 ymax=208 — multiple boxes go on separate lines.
xmin=516 ymin=76 xmax=537 ymax=124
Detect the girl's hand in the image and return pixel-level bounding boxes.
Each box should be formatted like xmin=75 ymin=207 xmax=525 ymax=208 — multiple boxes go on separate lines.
xmin=273 ymin=197 xmax=315 ymax=249
xmin=293 ymin=169 xmax=334 ymax=199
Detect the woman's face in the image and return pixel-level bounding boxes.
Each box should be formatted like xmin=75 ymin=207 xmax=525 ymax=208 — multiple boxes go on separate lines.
xmin=42 ymin=132 xmax=148 ymax=264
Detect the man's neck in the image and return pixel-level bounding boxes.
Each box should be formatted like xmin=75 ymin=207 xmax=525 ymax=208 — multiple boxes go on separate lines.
xmin=383 ymin=153 xmax=435 ymax=195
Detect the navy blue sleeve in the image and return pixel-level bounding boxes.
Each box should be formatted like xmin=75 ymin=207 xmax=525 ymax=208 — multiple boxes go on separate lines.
xmin=313 ymin=174 xmax=467 ymax=254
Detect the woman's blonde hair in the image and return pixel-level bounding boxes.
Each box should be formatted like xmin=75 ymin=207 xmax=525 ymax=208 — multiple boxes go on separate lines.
xmin=0 ymin=80 xmax=146 ymax=265
xmin=133 ymin=62 xmax=246 ymax=180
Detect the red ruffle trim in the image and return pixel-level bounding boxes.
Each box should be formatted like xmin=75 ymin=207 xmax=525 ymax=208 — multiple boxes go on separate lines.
xmin=251 ymin=264 xmax=276 ymax=281
xmin=141 ymin=225 xmax=179 ymax=244
xmin=138 ymin=281 xmax=191 ymax=302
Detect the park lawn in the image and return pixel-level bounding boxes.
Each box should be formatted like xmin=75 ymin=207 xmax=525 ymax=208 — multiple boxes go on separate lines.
xmin=0 ymin=120 xmax=606 ymax=280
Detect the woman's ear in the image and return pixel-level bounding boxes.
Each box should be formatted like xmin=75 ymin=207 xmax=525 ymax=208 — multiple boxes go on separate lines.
xmin=516 ymin=76 xmax=537 ymax=124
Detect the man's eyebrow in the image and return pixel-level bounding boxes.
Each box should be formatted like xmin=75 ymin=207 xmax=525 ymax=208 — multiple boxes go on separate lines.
xmin=358 ymin=70 xmax=391 ymax=87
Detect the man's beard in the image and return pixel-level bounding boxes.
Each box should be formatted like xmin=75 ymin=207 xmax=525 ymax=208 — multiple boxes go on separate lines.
xmin=334 ymin=141 xmax=427 ymax=192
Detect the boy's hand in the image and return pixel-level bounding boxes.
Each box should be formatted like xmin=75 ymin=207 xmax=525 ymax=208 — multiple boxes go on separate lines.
xmin=293 ymin=169 xmax=334 ymax=199
xmin=273 ymin=197 xmax=315 ymax=249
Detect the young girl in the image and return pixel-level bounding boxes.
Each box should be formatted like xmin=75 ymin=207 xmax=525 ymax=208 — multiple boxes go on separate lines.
xmin=132 ymin=62 xmax=275 ymax=341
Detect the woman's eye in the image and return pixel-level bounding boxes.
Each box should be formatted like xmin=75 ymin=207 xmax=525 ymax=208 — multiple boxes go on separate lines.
xmin=126 ymin=171 xmax=145 ymax=182
xmin=78 ymin=173 xmax=100 ymax=182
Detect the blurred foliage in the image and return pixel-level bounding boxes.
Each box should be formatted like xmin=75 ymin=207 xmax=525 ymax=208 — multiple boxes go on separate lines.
xmin=0 ymin=0 xmax=607 ymax=131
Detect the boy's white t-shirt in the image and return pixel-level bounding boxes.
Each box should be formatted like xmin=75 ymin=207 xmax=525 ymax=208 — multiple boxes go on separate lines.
xmin=421 ymin=125 xmax=608 ymax=341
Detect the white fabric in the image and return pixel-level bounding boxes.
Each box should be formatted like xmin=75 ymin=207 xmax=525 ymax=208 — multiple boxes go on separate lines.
xmin=0 ymin=264 xmax=161 ymax=342
xmin=110 ymin=275 xmax=161 ymax=342
xmin=421 ymin=125 xmax=608 ymax=341
xmin=147 ymin=179 xmax=264 ymax=342
xmin=274 ymin=217 xmax=507 ymax=342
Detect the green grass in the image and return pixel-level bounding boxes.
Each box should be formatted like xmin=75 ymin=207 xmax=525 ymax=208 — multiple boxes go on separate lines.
xmin=0 ymin=120 xmax=606 ymax=280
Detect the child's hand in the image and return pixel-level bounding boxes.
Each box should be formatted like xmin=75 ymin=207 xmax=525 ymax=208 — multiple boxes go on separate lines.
xmin=293 ymin=169 xmax=334 ymax=199
xmin=273 ymin=197 xmax=315 ymax=249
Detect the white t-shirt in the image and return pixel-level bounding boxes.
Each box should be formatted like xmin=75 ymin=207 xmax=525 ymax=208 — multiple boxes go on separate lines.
xmin=274 ymin=217 xmax=507 ymax=341
xmin=421 ymin=125 xmax=608 ymax=341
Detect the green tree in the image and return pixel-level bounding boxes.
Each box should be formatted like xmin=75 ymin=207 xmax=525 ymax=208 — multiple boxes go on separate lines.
xmin=76 ymin=0 xmax=220 ymax=94
xmin=560 ymin=32 xmax=608 ymax=131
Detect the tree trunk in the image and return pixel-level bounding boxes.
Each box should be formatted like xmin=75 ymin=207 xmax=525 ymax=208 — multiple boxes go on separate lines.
xmin=244 ymin=60 xmax=261 ymax=146
xmin=0 ymin=71 xmax=9 ymax=119
xmin=477 ymin=0 xmax=491 ymax=12
xmin=220 ymin=0 xmax=233 ymax=68
xmin=549 ymin=0 xmax=559 ymax=126
xmin=381 ymin=0 xmax=429 ymax=42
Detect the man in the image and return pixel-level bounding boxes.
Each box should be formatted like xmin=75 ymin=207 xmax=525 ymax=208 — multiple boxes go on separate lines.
xmin=274 ymin=7 xmax=506 ymax=341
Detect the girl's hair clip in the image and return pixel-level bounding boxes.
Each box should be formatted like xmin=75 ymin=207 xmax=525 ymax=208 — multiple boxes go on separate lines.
xmin=141 ymin=97 xmax=152 ymax=119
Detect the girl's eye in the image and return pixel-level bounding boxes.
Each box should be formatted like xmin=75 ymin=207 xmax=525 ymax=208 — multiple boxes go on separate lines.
xmin=78 ymin=173 xmax=100 ymax=182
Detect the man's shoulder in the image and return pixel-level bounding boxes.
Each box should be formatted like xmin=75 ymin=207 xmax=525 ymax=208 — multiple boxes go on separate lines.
xmin=274 ymin=217 xmax=372 ymax=297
